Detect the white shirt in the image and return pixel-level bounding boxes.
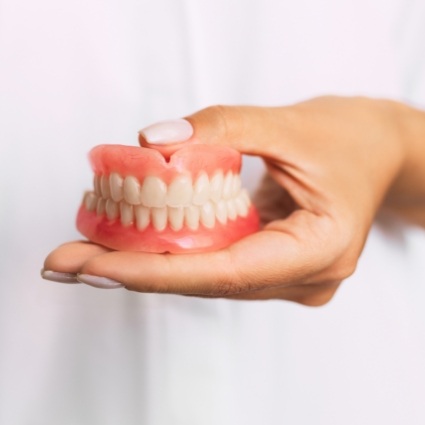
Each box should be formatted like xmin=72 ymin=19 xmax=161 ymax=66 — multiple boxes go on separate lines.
xmin=1 ymin=0 xmax=425 ymax=424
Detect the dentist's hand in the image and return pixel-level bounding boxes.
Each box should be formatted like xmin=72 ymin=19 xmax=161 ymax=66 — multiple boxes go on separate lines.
xmin=42 ymin=97 xmax=425 ymax=305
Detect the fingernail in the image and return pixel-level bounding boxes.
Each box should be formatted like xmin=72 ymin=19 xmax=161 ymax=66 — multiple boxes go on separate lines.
xmin=41 ymin=269 xmax=80 ymax=284
xmin=139 ymin=119 xmax=193 ymax=144
xmin=77 ymin=274 xmax=124 ymax=289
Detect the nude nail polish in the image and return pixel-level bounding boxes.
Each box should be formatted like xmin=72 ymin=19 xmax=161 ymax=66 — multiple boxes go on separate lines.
xmin=41 ymin=269 xmax=80 ymax=284
xmin=139 ymin=119 xmax=193 ymax=144
xmin=77 ymin=274 xmax=124 ymax=289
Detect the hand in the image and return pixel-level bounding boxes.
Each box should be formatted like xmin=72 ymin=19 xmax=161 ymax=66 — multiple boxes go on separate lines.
xmin=42 ymin=96 xmax=425 ymax=305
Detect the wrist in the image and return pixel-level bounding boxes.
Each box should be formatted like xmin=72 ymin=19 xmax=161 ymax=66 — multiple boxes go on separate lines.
xmin=383 ymin=100 xmax=425 ymax=226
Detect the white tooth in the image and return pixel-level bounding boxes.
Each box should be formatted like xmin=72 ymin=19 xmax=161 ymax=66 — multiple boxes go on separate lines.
xmin=135 ymin=205 xmax=150 ymax=231
xmin=84 ymin=192 xmax=98 ymax=211
xmin=240 ymin=188 xmax=252 ymax=207
xmin=232 ymin=174 xmax=242 ymax=197
xmin=215 ymin=200 xmax=228 ymax=224
xmin=210 ymin=171 xmax=224 ymax=202
xmin=120 ymin=202 xmax=133 ymax=227
xmin=227 ymin=199 xmax=237 ymax=220
xmin=123 ymin=176 xmax=141 ymax=205
xmin=192 ymin=172 xmax=210 ymax=205
xmin=96 ymin=198 xmax=106 ymax=216
xmin=110 ymin=172 xmax=123 ymax=202
xmin=167 ymin=175 xmax=193 ymax=207
xmin=94 ymin=175 xmax=101 ymax=196
xmin=185 ymin=205 xmax=200 ymax=230
xmin=235 ymin=195 xmax=248 ymax=217
xmin=222 ymin=171 xmax=233 ymax=200
xmin=100 ymin=175 xmax=110 ymax=199
xmin=105 ymin=199 xmax=119 ymax=220
xmin=168 ymin=207 xmax=184 ymax=231
xmin=151 ymin=207 xmax=167 ymax=231
xmin=201 ymin=201 xmax=215 ymax=229
xmin=140 ymin=176 xmax=167 ymax=208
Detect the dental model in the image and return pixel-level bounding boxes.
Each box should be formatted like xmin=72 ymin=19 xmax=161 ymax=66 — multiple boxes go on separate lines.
xmin=77 ymin=144 xmax=259 ymax=253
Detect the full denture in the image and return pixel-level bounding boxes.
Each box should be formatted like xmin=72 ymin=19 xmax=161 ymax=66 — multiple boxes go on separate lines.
xmin=77 ymin=144 xmax=259 ymax=253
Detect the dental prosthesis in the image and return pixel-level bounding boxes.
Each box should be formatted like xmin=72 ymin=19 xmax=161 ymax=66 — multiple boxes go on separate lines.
xmin=77 ymin=144 xmax=259 ymax=253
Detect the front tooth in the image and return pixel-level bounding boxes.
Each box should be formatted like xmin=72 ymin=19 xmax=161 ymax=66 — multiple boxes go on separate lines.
xmin=135 ymin=205 xmax=150 ymax=230
xmin=151 ymin=207 xmax=167 ymax=231
xmin=110 ymin=173 xmax=124 ymax=202
xmin=120 ymin=202 xmax=133 ymax=227
xmin=94 ymin=175 xmax=101 ymax=196
xmin=167 ymin=175 xmax=193 ymax=207
xmin=235 ymin=195 xmax=248 ymax=217
xmin=192 ymin=173 xmax=210 ymax=205
xmin=96 ymin=198 xmax=106 ymax=216
xmin=100 ymin=175 xmax=110 ymax=199
xmin=201 ymin=201 xmax=215 ymax=229
xmin=222 ymin=171 xmax=233 ymax=199
xmin=84 ymin=192 xmax=98 ymax=211
xmin=123 ymin=176 xmax=141 ymax=205
xmin=105 ymin=199 xmax=119 ymax=220
xmin=140 ymin=176 xmax=167 ymax=208
xmin=232 ymin=174 xmax=241 ymax=197
xmin=168 ymin=207 xmax=184 ymax=231
xmin=185 ymin=205 xmax=200 ymax=230
xmin=215 ymin=200 xmax=228 ymax=224
xmin=210 ymin=171 xmax=224 ymax=202
xmin=227 ymin=199 xmax=237 ymax=220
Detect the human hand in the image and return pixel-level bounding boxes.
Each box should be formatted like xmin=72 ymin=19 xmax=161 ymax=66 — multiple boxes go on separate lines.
xmin=42 ymin=96 xmax=424 ymax=305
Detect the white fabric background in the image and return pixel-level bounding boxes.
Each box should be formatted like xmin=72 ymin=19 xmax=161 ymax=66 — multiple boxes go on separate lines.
xmin=1 ymin=0 xmax=425 ymax=424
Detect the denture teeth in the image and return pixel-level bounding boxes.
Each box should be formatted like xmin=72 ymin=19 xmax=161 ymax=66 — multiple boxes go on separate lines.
xmin=123 ymin=176 xmax=141 ymax=205
xmin=185 ymin=205 xmax=200 ymax=230
xmin=120 ymin=202 xmax=133 ymax=227
xmin=110 ymin=172 xmax=124 ymax=202
xmin=168 ymin=207 xmax=184 ymax=231
xmin=235 ymin=194 xmax=248 ymax=217
xmin=135 ymin=205 xmax=150 ymax=230
xmin=167 ymin=175 xmax=193 ymax=207
xmin=140 ymin=176 xmax=167 ymax=208
xmin=240 ymin=188 xmax=251 ymax=207
xmin=222 ymin=171 xmax=234 ymax=200
xmin=151 ymin=207 xmax=167 ymax=231
xmin=101 ymin=175 xmax=111 ymax=199
xmin=94 ymin=175 xmax=101 ymax=196
xmin=210 ymin=171 xmax=224 ymax=202
xmin=192 ymin=172 xmax=210 ymax=206
xmin=201 ymin=201 xmax=215 ymax=229
xmin=96 ymin=198 xmax=106 ymax=216
xmin=84 ymin=192 xmax=98 ymax=211
xmin=215 ymin=199 xmax=228 ymax=224
xmin=87 ymin=170 xmax=253 ymax=231
xmin=226 ymin=199 xmax=237 ymax=221
xmin=232 ymin=174 xmax=241 ymax=197
xmin=105 ymin=199 xmax=119 ymax=220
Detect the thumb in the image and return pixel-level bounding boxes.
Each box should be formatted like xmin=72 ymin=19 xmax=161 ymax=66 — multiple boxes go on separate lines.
xmin=138 ymin=105 xmax=281 ymax=158
xmin=185 ymin=105 xmax=279 ymax=156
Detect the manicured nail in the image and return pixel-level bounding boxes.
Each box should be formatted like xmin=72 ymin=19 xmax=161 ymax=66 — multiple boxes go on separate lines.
xmin=77 ymin=274 xmax=124 ymax=289
xmin=41 ymin=269 xmax=80 ymax=284
xmin=139 ymin=119 xmax=193 ymax=144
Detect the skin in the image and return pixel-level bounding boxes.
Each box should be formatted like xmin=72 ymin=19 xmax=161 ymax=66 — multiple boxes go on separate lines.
xmin=43 ymin=96 xmax=425 ymax=305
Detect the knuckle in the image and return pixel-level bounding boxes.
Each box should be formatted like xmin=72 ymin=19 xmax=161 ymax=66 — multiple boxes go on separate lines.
xmin=202 ymin=104 xmax=243 ymax=141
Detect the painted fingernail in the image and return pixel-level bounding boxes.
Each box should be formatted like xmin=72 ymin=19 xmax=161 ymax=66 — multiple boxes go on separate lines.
xmin=41 ymin=269 xmax=80 ymax=284
xmin=139 ymin=119 xmax=193 ymax=144
xmin=77 ymin=274 xmax=124 ymax=289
